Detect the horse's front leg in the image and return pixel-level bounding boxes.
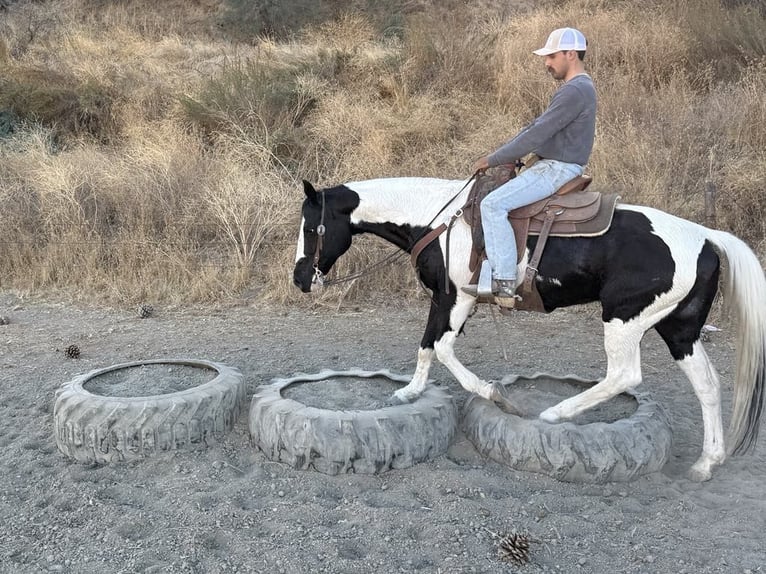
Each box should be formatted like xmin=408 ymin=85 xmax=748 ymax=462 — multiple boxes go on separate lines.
xmin=394 ymin=293 xmax=478 ymax=402
xmin=392 ymin=291 xmax=455 ymax=402
xmin=395 ymin=292 xmax=518 ymax=411
xmin=433 ymin=324 xmax=521 ymax=414
xmin=393 ymin=346 xmax=435 ymax=402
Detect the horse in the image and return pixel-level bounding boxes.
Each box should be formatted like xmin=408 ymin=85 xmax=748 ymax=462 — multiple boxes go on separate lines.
xmin=292 ymin=176 xmax=766 ymax=481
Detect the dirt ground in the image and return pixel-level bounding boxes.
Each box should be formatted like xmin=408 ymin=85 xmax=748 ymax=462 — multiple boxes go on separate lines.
xmin=1 ymin=291 xmax=764 ymax=574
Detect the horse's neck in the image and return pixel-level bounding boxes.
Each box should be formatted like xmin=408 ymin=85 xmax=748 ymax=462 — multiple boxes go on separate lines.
xmin=348 ymin=178 xmax=467 ymax=228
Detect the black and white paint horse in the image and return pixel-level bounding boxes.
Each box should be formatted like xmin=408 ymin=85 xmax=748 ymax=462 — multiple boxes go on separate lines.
xmin=293 ymin=177 xmax=766 ymax=481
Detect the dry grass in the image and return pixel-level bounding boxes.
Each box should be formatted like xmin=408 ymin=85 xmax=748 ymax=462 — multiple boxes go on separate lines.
xmin=0 ymin=0 xmax=765 ymax=307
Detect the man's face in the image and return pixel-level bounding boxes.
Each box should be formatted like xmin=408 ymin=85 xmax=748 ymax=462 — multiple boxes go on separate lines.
xmin=544 ymin=51 xmax=572 ymax=80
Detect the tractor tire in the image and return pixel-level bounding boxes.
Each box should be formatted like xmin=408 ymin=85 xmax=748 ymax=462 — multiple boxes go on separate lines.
xmin=54 ymin=359 xmax=245 ymax=464
xmin=249 ymin=369 xmax=458 ymax=474
xmin=462 ymin=373 xmax=673 ymax=483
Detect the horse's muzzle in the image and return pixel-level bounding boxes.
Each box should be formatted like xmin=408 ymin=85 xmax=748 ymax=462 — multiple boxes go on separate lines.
xmin=293 ymin=276 xmax=309 ymax=292
xmin=293 ymin=273 xmax=313 ymax=293
xmin=293 ymin=259 xmax=316 ymax=293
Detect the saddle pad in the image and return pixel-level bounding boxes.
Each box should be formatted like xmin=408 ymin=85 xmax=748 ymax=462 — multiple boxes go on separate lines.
xmin=527 ymin=193 xmax=620 ymax=237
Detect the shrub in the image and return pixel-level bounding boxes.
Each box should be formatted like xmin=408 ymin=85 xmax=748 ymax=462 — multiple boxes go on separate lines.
xmin=402 ymin=10 xmax=497 ymax=96
xmin=0 ymin=67 xmax=118 ymax=144
xmin=1 ymin=0 xmax=765 ymax=305
xmin=179 ymin=55 xmax=327 ymax=167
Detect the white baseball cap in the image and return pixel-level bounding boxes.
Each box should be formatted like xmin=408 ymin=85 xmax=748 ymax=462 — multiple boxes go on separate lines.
xmin=533 ymin=28 xmax=587 ymax=56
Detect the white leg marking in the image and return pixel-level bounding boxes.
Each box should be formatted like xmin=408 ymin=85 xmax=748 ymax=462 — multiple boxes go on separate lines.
xmin=540 ymin=319 xmax=644 ymax=422
xmin=434 ymin=330 xmax=486 ymax=396
xmin=678 ymin=342 xmax=725 ymax=481
xmin=433 ymin=297 xmax=500 ymax=401
xmin=395 ymin=347 xmax=434 ymax=401
xmin=396 ymin=296 xmax=495 ymax=402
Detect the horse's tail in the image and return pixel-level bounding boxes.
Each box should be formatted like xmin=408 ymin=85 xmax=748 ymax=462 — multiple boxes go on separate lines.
xmin=707 ymin=229 xmax=766 ymax=454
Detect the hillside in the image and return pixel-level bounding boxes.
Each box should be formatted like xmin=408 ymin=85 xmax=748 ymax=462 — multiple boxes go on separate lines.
xmin=1 ymin=0 xmax=765 ymax=305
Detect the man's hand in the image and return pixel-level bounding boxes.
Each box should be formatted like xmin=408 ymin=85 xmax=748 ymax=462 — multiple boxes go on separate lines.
xmin=472 ymin=156 xmax=490 ymax=173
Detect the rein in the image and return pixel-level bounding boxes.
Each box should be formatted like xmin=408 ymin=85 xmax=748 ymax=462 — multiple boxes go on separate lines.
xmin=409 ymin=162 xmax=524 ymax=293
xmin=311 ymin=173 xmax=478 ymax=288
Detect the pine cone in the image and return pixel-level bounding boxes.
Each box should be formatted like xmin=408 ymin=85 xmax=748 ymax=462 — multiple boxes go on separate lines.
xmin=138 ymin=304 xmax=154 ymax=318
xmin=498 ymin=532 xmax=530 ymax=565
xmin=65 ymin=344 xmax=81 ymax=359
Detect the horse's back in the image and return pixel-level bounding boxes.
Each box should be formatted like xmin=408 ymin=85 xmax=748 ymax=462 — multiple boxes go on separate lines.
xmin=534 ymin=205 xmax=719 ymax=317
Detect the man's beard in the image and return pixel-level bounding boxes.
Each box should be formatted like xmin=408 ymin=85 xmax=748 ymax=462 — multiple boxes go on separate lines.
xmin=547 ymin=66 xmax=565 ymax=80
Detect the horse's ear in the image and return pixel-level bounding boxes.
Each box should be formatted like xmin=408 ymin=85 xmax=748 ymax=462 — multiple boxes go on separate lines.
xmin=303 ymin=180 xmax=319 ymax=205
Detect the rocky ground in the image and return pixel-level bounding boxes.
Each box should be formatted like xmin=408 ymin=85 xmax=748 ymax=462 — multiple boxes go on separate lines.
xmin=1 ymin=292 xmax=764 ymax=573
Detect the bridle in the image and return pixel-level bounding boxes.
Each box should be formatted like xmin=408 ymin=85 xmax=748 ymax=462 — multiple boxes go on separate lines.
xmin=309 ymin=173 xmax=479 ymax=288
xmin=310 ymin=187 xmax=406 ymax=287
xmin=310 ymin=187 xmax=327 ymax=285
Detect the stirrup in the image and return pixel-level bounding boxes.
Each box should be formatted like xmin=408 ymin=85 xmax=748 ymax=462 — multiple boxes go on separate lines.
xmin=461 ymin=281 xmax=517 ymax=309
xmin=495 ymin=291 xmax=517 ymax=310
xmin=461 ymin=281 xmax=516 ymax=297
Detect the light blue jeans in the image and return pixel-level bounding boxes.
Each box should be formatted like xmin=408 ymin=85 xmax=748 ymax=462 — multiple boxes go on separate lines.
xmin=480 ymin=159 xmax=584 ymax=280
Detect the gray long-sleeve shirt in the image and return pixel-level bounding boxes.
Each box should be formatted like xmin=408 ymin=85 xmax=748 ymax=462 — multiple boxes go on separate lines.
xmin=488 ymin=73 xmax=596 ymax=167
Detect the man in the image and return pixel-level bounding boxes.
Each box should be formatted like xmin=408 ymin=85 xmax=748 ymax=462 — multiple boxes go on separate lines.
xmin=463 ymin=27 xmax=596 ymax=302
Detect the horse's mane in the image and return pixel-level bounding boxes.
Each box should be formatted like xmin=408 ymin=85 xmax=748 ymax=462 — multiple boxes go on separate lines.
xmin=345 ymin=177 xmax=469 ymax=227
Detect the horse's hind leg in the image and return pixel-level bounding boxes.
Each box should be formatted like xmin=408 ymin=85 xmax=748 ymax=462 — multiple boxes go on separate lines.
xmin=654 ymin=313 xmax=724 ymax=480
xmin=673 ymin=342 xmax=724 ymax=481
xmin=539 ymin=319 xmax=645 ymax=422
xmin=653 ymin=250 xmax=723 ymax=481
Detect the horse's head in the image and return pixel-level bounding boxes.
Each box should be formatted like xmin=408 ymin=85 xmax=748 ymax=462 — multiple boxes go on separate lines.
xmin=293 ymin=180 xmax=358 ymax=292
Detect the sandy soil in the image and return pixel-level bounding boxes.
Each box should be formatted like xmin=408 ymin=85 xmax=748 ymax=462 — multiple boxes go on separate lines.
xmin=1 ymin=292 xmax=764 ymax=574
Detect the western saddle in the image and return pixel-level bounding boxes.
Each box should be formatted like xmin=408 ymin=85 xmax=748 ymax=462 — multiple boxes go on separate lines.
xmin=411 ymin=159 xmax=619 ymax=313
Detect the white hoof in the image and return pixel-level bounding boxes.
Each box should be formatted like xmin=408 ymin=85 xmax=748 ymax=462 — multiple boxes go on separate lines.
xmin=687 ymin=455 xmax=722 ymax=482
xmin=394 ymin=388 xmax=419 ymax=403
xmin=686 ymin=464 xmax=713 ymax=482
xmin=539 ymin=407 xmax=561 ymax=423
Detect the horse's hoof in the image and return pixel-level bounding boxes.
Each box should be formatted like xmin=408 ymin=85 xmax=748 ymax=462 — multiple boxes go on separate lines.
xmin=686 ymin=463 xmax=713 ymax=482
xmin=539 ymin=407 xmax=560 ymax=423
xmin=489 ymin=382 xmax=522 ymax=416
xmin=387 ymin=393 xmax=409 ymax=406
